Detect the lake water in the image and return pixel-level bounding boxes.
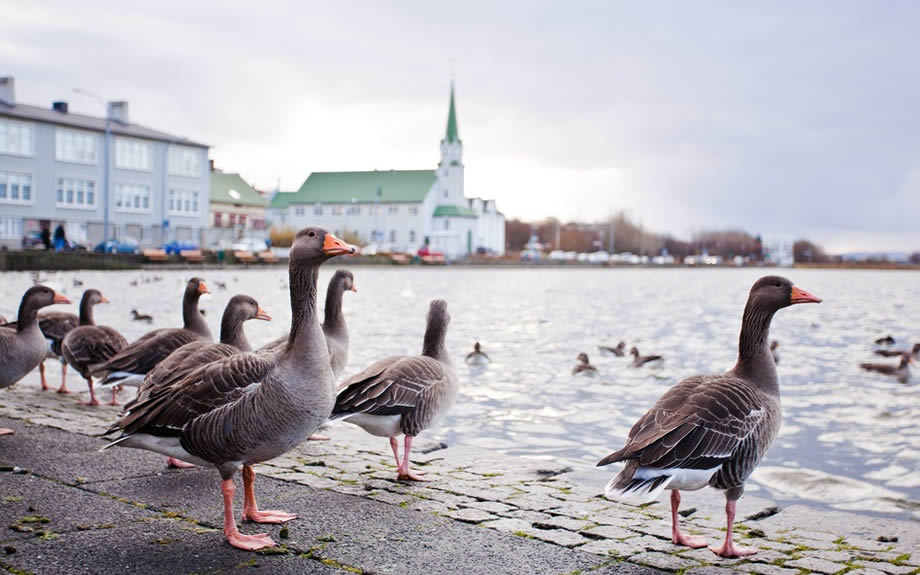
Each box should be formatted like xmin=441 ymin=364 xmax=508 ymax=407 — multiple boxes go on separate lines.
xmin=2 ymin=266 xmax=918 ymax=521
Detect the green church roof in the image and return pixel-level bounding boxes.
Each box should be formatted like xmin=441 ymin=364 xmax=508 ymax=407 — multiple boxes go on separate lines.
xmin=272 ymin=170 xmax=436 ymax=209
xmin=210 ymin=172 xmax=267 ymax=207
xmin=445 ymin=84 xmax=459 ymax=143
xmin=433 ymin=204 xmax=478 ymax=218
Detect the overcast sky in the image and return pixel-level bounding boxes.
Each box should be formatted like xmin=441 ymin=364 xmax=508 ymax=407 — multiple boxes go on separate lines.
xmin=2 ymin=1 xmax=918 ymax=252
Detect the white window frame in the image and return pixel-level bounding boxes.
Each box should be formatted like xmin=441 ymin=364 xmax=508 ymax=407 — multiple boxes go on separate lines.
xmin=115 ymin=182 xmax=152 ymax=213
xmin=55 ymin=128 xmax=98 ymax=164
xmin=168 ymin=187 xmax=200 ymax=216
xmin=388 ymin=205 xmax=399 ymax=214
xmin=409 ymin=205 xmax=419 ymax=215
xmin=0 ymin=119 xmax=34 ymax=157
xmin=168 ymin=145 xmax=201 ymax=176
xmin=0 ymin=217 xmax=23 ymax=239
xmin=115 ymin=137 xmax=152 ymax=171
xmin=294 ymin=206 xmax=305 ymax=216
xmin=0 ymin=170 xmax=34 ymax=205
xmin=56 ymin=176 xmax=97 ymax=210
xmin=332 ymin=206 xmax=343 ymax=216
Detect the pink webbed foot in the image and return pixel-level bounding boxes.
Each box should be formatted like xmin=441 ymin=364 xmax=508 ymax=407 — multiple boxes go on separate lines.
xmin=166 ymin=457 xmax=196 ymax=469
xmin=397 ymin=469 xmax=431 ymax=482
xmin=710 ymin=541 xmax=757 ymax=558
xmin=79 ymin=398 xmax=100 ymax=407
xmin=0 ymin=428 xmax=14 ymax=435
xmin=674 ymin=533 xmax=708 ymax=548
xmin=56 ymin=386 xmax=71 ymax=394
xmin=308 ymin=433 xmax=330 ymax=441
xmin=226 ymin=530 xmax=276 ymax=551
xmin=242 ymin=508 xmax=297 ymax=524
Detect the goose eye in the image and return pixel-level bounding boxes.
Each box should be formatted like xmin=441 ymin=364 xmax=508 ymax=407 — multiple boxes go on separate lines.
xmin=774 ymin=281 xmax=782 ymax=287
xmin=307 ymin=230 xmax=316 ymax=237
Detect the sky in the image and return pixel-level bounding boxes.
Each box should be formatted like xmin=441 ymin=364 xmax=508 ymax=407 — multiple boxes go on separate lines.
xmin=2 ymin=1 xmax=918 ymax=253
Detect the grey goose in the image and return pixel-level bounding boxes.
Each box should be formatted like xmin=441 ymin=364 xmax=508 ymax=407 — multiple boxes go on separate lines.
xmin=599 ymin=341 xmax=626 ymax=357
xmin=102 ymin=228 xmax=355 ymax=551
xmin=874 ymin=342 xmax=920 ymax=358
xmin=465 ymin=341 xmax=491 ymax=365
xmin=861 ymin=353 xmax=912 ymax=384
xmin=332 ymin=300 xmax=458 ymax=481
xmin=597 ymin=276 xmax=821 ymax=558
xmin=572 ymin=352 xmax=598 ymax=376
xmin=0 ymin=286 xmax=71 ymax=435
xmin=630 ymin=346 xmax=663 ymax=367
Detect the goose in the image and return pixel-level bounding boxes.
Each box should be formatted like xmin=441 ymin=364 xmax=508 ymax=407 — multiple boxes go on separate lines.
xmin=599 ymin=341 xmax=626 ymax=357
xmin=93 ymin=278 xmax=212 ymax=394
xmin=875 ymin=335 xmax=895 ymax=345
xmin=597 ymin=276 xmax=821 ymax=558
xmin=861 ymin=353 xmax=911 ymax=384
xmin=332 ymin=300 xmax=458 ymax=481
xmin=101 ymin=227 xmax=355 ymax=551
xmin=131 ymin=309 xmax=154 ymax=323
xmin=572 ymin=352 xmax=598 ymax=376
xmin=770 ymin=340 xmax=780 ymax=365
xmin=874 ymin=343 xmax=920 ymax=358
xmin=465 ymin=341 xmax=491 ymax=365
xmin=130 ymin=294 xmax=271 ymax=468
xmin=0 ymin=286 xmax=71 ymax=435
xmin=630 ymin=346 xmax=663 ymax=367
xmin=61 ymin=291 xmax=129 ymax=406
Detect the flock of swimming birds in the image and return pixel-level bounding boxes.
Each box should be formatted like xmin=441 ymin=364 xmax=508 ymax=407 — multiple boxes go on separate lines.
xmin=0 ymin=224 xmax=900 ymax=558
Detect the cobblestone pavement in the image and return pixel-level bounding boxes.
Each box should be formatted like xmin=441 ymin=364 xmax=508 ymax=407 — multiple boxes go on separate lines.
xmin=1 ymin=373 xmax=918 ymax=575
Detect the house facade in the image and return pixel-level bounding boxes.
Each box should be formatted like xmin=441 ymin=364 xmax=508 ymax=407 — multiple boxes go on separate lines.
xmin=0 ymin=76 xmax=209 ymax=249
xmin=269 ymin=85 xmax=505 ymax=258
xmin=206 ymin=169 xmax=268 ymax=247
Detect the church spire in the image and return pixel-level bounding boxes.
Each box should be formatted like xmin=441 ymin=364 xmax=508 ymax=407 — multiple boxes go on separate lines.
xmin=445 ymin=83 xmax=459 ymax=143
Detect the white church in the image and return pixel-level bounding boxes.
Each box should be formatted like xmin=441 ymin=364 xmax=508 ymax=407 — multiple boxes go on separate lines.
xmin=270 ymin=85 xmax=505 ymax=258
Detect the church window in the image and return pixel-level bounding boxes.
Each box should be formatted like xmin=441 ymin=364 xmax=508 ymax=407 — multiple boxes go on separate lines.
xmin=409 ymin=206 xmax=419 ymax=215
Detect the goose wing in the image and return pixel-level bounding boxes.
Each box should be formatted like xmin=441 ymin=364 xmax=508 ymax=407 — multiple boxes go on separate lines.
xmin=333 ymin=355 xmax=448 ymax=417
xmin=92 ymin=328 xmax=200 ymax=376
xmin=63 ymin=326 xmax=128 ymax=369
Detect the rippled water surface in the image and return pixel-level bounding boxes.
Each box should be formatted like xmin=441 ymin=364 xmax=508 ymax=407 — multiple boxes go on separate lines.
xmin=3 ymin=267 xmax=918 ymax=520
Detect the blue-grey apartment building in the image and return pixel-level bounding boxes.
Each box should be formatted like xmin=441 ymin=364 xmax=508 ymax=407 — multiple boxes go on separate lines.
xmin=0 ymin=76 xmax=210 ymax=250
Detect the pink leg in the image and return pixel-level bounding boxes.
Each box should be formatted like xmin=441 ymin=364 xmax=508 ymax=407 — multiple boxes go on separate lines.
xmin=308 ymin=433 xmax=330 ymax=441
xmin=39 ymin=362 xmax=48 ymax=391
xmin=108 ymin=386 xmax=120 ymax=406
xmin=241 ymin=465 xmax=297 ymax=523
xmin=80 ymin=377 xmax=99 ymax=406
xmin=0 ymin=428 xmax=14 ymax=435
xmin=222 ymin=478 xmax=275 ymax=551
xmin=670 ymin=490 xmax=707 ymax=548
xmin=57 ymin=362 xmax=70 ymax=393
xmin=389 ymin=436 xmax=401 ymax=467
xmin=397 ymin=435 xmax=430 ymax=481
xmin=710 ymin=499 xmax=757 ymax=557
xmin=166 ymin=457 xmax=196 ymax=469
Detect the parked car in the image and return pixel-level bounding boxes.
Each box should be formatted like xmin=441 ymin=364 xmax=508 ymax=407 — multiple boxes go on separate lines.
xmin=231 ymin=237 xmax=268 ymax=253
xmin=21 ymin=230 xmax=45 ymax=250
xmin=162 ymin=240 xmax=198 ymax=255
xmin=95 ymin=237 xmax=140 ymax=255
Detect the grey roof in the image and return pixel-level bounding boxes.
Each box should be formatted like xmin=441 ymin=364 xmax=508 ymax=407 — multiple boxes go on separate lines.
xmin=0 ymin=102 xmax=208 ymax=148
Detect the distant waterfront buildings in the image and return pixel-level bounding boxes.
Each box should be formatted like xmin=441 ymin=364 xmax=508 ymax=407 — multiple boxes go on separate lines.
xmin=207 ymin=167 xmax=268 ymax=247
xmin=0 ymin=77 xmax=210 ymax=250
xmin=269 ymin=85 xmax=505 ymax=258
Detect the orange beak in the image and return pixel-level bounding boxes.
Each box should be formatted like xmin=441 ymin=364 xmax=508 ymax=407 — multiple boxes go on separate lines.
xmin=255 ymin=307 xmax=272 ymax=321
xmin=349 ymin=284 xmax=358 ymax=293
xmin=198 ymin=281 xmax=210 ymax=295
xmin=323 ymin=233 xmax=357 ymax=256
xmin=790 ymin=286 xmax=822 ymax=304
xmin=100 ymin=295 xmax=110 ymax=304
xmin=53 ymin=292 xmax=72 ymax=304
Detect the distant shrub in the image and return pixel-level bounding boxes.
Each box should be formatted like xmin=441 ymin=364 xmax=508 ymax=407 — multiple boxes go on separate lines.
xmin=269 ymin=226 xmax=296 ymax=247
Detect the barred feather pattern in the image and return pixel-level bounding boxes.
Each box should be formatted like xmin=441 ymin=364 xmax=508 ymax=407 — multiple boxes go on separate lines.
xmin=91 ymin=328 xmax=203 ymax=379
xmin=61 ymin=325 xmax=128 ymax=379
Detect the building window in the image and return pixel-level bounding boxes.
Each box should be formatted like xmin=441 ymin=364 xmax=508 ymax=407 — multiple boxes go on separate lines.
xmin=332 ymin=206 xmax=343 ymax=216
xmin=0 ymin=171 xmax=32 ymax=204
xmin=168 ymin=188 xmax=199 ymax=215
xmin=444 ymin=219 xmax=450 ymax=230
xmin=56 ymin=177 xmax=96 ymax=209
xmin=251 ymin=218 xmax=265 ymax=231
xmin=115 ymin=137 xmax=152 ymax=171
xmin=409 ymin=206 xmax=419 ymax=215
xmin=167 ymin=145 xmax=201 ymax=176
xmin=115 ymin=183 xmax=151 ymax=212
xmin=388 ymin=205 xmax=399 ymax=214
xmin=294 ymin=206 xmax=305 ymax=216
xmin=389 ymin=230 xmax=396 ymax=242
xmin=443 ymin=189 xmax=448 ymax=198
xmin=368 ymin=206 xmax=379 ymax=215
xmin=239 ymin=214 xmax=247 ymax=228
xmin=0 ymin=119 xmax=33 ymax=156
xmin=214 ymin=211 xmax=223 ymax=227
xmin=313 ymin=205 xmax=323 ymax=216
xmin=55 ymin=129 xmax=97 ymax=164
xmin=346 ymin=205 xmax=360 ymax=216
xmin=228 ymin=213 xmax=237 ymax=227
xmin=0 ymin=217 xmax=22 ymax=239
xmin=409 ymin=230 xmax=416 ymax=242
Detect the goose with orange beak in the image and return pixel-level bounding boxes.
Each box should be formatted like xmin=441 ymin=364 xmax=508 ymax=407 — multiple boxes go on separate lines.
xmin=598 ymin=276 xmax=821 ymax=558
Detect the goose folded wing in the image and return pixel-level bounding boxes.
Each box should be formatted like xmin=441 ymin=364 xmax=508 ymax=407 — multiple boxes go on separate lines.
xmin=39 ymin=313 xmax=79 ymax=341
xmin=93 ymin=329 xmax=199 ymax=375
xmin=67 ymin=327 xmax=127 ymax=366
xmin=599 ymin=376 xmax=766 ymax=470
xmin=111 ymin=352 xmax=271 ymax=436
xmin=334 ymin=356 xmax=446 ymax=416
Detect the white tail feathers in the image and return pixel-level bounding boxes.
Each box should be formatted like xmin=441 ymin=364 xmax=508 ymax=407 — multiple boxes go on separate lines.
xmin=604 ymin=472 xmax=673 ymax=503
xmin=98 ymin=372 xmax=145 ymax=388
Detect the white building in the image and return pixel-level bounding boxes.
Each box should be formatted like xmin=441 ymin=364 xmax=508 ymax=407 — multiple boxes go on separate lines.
xmin=269 ymin=85 xmax=504 ymax=258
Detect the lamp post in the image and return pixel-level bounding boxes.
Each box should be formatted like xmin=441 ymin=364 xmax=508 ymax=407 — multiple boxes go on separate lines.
xmin=73 ymin=88 xmax=111 ymax=242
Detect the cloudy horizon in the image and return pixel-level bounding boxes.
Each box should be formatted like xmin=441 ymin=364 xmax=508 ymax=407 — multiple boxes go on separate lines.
xmin=2 ymin=1 xmax=918 ymax=254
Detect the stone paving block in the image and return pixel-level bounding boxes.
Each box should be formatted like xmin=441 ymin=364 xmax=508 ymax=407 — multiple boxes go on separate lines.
xmin=530 ymin=528 xmax=590 ymax=548
xmin=629 ymin=551 xmax=700 ymax=571
xmin=855 ymin=563 xmax=918 ymax=575
xmin=620 ymin=535 xmax=680 ymax=553
xmin=459 ymin=500 xmax=516 ymax=514
xmin=846 ymin=569 xmax=892 ymax=575
xmin=534 ymin=515 xmax=596 ymax=532
xmin=735 ymin=564 xmax=803 ymax=575
xmin=497 ymin=509 xmax=553 ymax=522
xmin=579 ymin=538 xmax=640 ymax=557
xmin=784 ymin=557 xmax=848 ymax=574
xmin=479 ymin=517 xmax=537 ymax=536
xmin=366 ymin=490 xmax=412 ymax=506
xmin=677 ymin=547 xmax=747 ymax=566
xmin=582 ymin=524 xmax=639 ymax=540
xmin=686 ymin=567 xmax=741 ymax=575
xmin=757 ymin=539 xmax=799 ymax=552
xmin=811 ymin=549 xmax=858 ymax=563
xmin=444 ymin=508 xmax=497 ymax=524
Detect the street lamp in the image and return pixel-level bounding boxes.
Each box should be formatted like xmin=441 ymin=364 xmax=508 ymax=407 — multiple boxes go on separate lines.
xmin=73 ymin=88 xmax=111 ymax=242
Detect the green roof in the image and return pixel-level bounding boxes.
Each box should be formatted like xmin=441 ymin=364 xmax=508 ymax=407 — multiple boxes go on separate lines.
xmin=433 ymin=204 xmax=478 ymax=218
xmin=210 ymin=172 xmax=267 ymax=207
xmin=445 ymin=84 xmax=459 ymax=143
xmin=272 ymin=170 xmax=436 ymax=209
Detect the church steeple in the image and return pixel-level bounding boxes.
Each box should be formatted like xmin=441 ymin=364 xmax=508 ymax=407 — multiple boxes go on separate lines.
xmin=445 ymin=83 xmax=459 ymax=143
